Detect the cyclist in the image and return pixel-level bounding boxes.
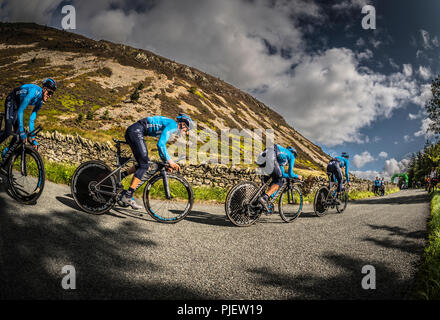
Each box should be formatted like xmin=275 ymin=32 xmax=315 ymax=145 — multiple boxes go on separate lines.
xmin=327 ymin=152 xmax=350 ymax=199
xmin=373 ymin=177 xmax=380 ymax=194
xmin=0 ymin=78 xmax=56 ymax=156
xmin=256 ymin=144 xmax=302 ymax=212
xmin=119 ymin=113 xmax=193 ymax=209
xmin=380 ymin=177 xmax=385 ymax=194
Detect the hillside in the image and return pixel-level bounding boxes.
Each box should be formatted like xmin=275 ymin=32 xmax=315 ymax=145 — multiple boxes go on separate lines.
xmin=0 ymin=22 xmax=331 ymax=171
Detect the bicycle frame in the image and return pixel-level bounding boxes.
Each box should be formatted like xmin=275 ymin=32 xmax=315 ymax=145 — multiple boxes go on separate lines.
xmin=322 ymin=172 xmax=347 ymax=206
xmin=91 ymin=139 xmax=184 ymax=199
xmin=249 ymin=176 xmax=302 ymax=209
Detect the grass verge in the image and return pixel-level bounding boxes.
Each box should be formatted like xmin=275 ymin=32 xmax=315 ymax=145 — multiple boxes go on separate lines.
xmin=413 ymin=191 xmax=440 ymax=299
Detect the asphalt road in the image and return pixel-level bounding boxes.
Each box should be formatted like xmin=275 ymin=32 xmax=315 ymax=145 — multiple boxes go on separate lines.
xmin=0 ymin=179 xmax=430 ymax=300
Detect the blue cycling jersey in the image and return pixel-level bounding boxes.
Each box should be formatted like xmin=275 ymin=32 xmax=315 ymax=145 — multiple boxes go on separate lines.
xmin=12 ymin=84 xmax=44 ymax=135
xmin=138 ymin=116 xmax=178 ymax=161
xmin=276 ymin=144 xmax=299 ymax=179
xmin=333 ymin=156 xmax=350 ymax=183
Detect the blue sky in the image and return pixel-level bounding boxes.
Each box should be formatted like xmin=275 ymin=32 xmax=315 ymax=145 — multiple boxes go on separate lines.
xmin=312 ymin=0 xmax=440 ymax=178
xmin=1 ymin=0 xmax=438 ymax=179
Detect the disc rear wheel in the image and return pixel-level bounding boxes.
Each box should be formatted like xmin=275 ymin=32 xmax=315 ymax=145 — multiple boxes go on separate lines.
xmin=225 ymin=181 xmax=262 ymax=227
xmin=314 ymin=186 xmax=329 ymax=217
xmin=71 ymin=160 xmax=117 ymax=215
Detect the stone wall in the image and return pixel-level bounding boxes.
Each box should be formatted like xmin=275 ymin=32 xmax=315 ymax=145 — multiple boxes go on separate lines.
xmin=37 ymin=130 xmax=393 ymax=193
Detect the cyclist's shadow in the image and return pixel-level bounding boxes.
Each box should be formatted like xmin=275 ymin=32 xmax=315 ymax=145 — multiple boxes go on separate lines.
xmin=184 ymin=210 xmax=235 ymax=227
xmin=56 ymin=194 xmax=143 ymax=220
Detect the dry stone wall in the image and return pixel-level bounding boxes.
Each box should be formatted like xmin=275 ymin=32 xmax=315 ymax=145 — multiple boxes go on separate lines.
xmin=37 ymin=130 xmax=391 ymax=193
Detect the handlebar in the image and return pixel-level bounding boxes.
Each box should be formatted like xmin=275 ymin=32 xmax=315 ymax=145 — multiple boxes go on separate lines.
xmin=11 ymin=125 xmax=43 ymax=139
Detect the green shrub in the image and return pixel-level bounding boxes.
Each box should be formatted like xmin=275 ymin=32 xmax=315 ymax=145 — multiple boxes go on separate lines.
xmin=76 ymin=113 xmax=84 ymax=124
xmin=130 ymin=89 xmax=140 ymax=102
xmin=101 ymin=110 xmax=111 ymax=120
xmin=86 ymin=110 xmax=94 ymax=120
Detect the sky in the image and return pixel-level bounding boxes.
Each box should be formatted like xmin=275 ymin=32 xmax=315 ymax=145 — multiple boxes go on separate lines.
xmin=1 ymin=0 xmax=439 ymax=180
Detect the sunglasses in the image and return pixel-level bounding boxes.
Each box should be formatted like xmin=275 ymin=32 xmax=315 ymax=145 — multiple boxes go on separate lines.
xmin=46 ymin=90 xmax=54 ymax=97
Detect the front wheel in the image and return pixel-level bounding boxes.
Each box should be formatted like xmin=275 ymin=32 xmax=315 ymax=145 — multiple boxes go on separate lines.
xmin=143 ymin=173 xmax=193 ymax=223
xmin=7 ymin=145 xmax=45 ymax=204
xmin=278 ymin=185 xmax=303 ymax=222
xmin=71 ymin=160 xmax=117 ymax=215
xmin=314 ymin=186 xmax=329 ymax=217
xmin=225 ymin=181 xmax=262 ymax=227
xmin=336 ymin=189 xmax=348 ymax=213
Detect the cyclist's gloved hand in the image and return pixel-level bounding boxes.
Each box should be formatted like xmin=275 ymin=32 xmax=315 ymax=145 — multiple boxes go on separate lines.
xmin=19 ymin=131 xmax=27 ymax=141
xmin=31 ymin=137 xmax=39 ymax=150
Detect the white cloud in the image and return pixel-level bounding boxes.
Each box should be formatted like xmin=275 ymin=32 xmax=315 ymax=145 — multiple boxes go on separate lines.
xmin=403 ymin=64 xmax=413 ymax=77
xmin=433 ymin=36 xmax=439 ymax=47
xmin=0 ymin=0 xmax=59 ymax=24
xmin=351 ymin=170 xmax=381 ymax=181
xmin=421 ymin=29 xmax=432 ymax=49
xmin=408 ymin=113 xmax=418 ymax=120
xmin=356 ymin=38 xmax=365 ymax=47
xmin=418 ymin=66 xmax=432 ymax=80
xmin=353 ymin=151 xmax=375 ymax=169
xmin=420 ymin=29 xmax=439 ymax=49
xmin=357 ymin=49 xmax=373 ymax=60
xmin=370 ymin=38 xmax=382 ymax=49
xmin=354 ymin=157 xmax=411 ymax=181
xmin=0 ymin=0 xmax=431 ymax=149
xmin=411 ymin=83 xmax=432 ymax=107
xmin=388 ymin=58 xmax=399 ymax=70
xmin=264 ymin=48 xmax=422 ymax=146
xmin=378 ymin=151 xmax=388 ymax=158
xmin=332 ymin=0 xmax=368 ymax=11
xmin=383 ymin=158 xmax=410 ymax=177
xmin=414 ymin=118 xmax=435 ymax=139
xmin=403 ymin=135 xmax=413 ymax=143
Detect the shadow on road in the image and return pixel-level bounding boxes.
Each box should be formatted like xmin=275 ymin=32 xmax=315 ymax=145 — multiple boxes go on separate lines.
xmin=185 ymin=210 xmax=234 ymax=227
xmin=361 ymin=223 xmax=428 ymax=256
xmin=352 ymin=192 xmax=429 ymax=205
xmin=56 ymin=194 xmax=82 ymax=211
xmin=247 ymin=253 xmax=411 ymax=299
xmin=0 ymin=190 xmax=214 ymax=299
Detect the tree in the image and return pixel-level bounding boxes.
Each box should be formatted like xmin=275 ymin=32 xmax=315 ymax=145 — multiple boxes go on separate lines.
xmin=425 ymin=76 xmax=440 ymax=135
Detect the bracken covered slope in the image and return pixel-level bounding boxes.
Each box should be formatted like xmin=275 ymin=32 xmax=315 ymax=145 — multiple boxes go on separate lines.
xmin=0 ymin=22 xmax=331 ymax=170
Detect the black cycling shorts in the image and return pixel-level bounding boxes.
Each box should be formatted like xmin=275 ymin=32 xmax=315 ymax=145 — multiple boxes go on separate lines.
xmin=125 ymin=122 xmax=150 ymax=180
xmin=0 ymin=93 xmax=19 ymax=145
xmin=327 ymin=160 xmax=343 ymax=192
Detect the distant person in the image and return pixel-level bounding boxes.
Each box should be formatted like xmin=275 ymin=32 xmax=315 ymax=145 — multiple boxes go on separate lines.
xmin=380 ymin=177 xmax=385 ymax=195
xmin=373 ymin=177 xmax=380 ymax=194
xmin=430 ymin=168 xmax=438 ymax=191
xmin=430 ymin=168 xmax=437 ymax=180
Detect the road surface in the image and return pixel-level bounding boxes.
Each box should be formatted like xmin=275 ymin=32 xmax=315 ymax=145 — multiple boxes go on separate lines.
xmin=0 ymin=179 xmax=430 ymax=299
